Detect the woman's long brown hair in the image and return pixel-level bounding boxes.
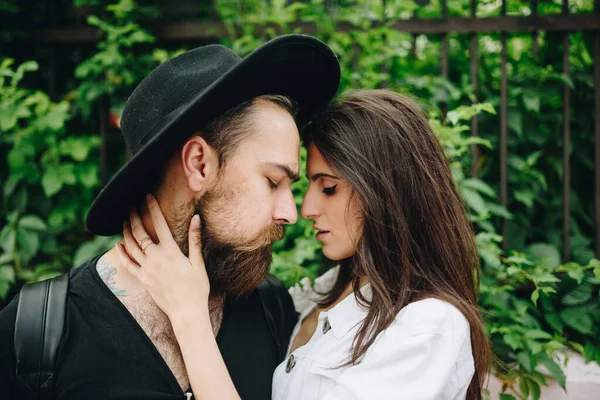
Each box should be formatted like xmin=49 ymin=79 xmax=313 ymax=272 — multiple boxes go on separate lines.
xmin=303 ymin=89 xmax=491 ymax=399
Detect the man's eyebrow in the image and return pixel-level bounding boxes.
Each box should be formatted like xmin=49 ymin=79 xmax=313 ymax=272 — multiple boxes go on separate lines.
xmin=265 ymin=163 xmax=300 ymax=182
xmin=310 ymin=173 xmax=340 ymax=182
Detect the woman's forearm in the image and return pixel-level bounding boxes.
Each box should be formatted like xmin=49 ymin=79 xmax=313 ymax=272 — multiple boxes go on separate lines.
xmin=172 ymin=313 xmax=241 ymax=400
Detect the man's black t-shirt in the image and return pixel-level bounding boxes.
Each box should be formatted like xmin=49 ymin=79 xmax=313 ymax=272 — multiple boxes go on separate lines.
xmin=0 ymin=255 xmax=298 ymax=400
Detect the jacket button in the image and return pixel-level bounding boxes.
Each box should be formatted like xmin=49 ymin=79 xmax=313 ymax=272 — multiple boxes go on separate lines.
xmin=323 ymin=317 xmax=331 ymax=334
xmin=285 ymin=354 xmax=296 ymax=373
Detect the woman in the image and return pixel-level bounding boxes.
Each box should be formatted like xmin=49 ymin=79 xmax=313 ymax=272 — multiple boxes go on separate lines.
xmin=117 ymin=89 xmax=491 ymax=399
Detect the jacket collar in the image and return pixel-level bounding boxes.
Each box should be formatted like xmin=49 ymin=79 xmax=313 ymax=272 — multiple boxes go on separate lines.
xmin=324 ymin=284 xmax=372 ymax=340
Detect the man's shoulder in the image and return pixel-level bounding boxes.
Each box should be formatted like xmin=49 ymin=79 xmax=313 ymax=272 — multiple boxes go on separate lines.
xmin=0 ymin=253 xmax=103 ymax=325
xmin=255 ymin=275 xmax=298 ymax=328
xmin=256 ymin=274 xmax=295 ymax=312
xmin=258 ymin=274 xmax=289 ymax=293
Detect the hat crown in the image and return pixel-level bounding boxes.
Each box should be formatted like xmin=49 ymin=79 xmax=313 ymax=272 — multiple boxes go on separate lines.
xmin=120 ymin=45 xmax=241 ymax=153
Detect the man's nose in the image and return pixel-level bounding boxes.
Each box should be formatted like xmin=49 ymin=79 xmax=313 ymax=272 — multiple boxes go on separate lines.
xmin=274 ymin=189 xmax=298 ymax=224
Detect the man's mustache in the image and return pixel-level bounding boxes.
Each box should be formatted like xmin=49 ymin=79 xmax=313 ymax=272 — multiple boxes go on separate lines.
xmin=233 ymin=224 xmax=285 ymax=252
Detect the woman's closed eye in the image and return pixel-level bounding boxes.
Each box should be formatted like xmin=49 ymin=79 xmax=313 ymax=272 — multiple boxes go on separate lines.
xmin=267 ymin=178 xmax=279 ymax=189
xmin=323 ymin=184 xmax=337 ymax=195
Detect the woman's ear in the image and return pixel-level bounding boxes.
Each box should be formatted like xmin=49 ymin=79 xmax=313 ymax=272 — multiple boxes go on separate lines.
xmin=180 ymin=134 xmax=219 ymax=194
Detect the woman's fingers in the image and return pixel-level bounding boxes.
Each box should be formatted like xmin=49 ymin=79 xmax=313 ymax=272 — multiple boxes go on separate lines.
xmin=129 ymin=208 xmax=148 ymax=241
xmin=188 ymin=214 xmax=204 ymax=269
xmin=115 ymin=242 xmax=144 ymax=281
xmin=145 ymin=194 xmax=176 ymax=247
xmin=123 ymin=221 xmax=147 ymax=264
xmin=129 ymin=208 xmax=157 ymax=256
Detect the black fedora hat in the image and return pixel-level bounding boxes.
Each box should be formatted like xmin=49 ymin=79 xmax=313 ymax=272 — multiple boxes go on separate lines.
xmin=85 ymin=34 xmax=340 ymax=236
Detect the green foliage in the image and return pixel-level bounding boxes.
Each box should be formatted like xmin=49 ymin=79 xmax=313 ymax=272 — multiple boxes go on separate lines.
xmin=0 ymin=59 xmax=101 ymax=298
xmin=73 ymin=0 xmax=164 ymax=119
xmin=0 ymin=1 xmax=598 ymax=398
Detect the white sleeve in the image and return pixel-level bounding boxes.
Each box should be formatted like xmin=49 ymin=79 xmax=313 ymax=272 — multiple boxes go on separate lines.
xmin=321 ymin=324 xmax=473 ymax=400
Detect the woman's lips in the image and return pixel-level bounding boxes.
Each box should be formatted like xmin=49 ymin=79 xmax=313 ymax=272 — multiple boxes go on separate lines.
xmin=316 ymin=230 xmax=330 ymax=241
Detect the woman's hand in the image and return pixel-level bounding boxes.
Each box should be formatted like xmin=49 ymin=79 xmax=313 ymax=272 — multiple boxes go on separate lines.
xmin=116 ymin=194 xmax=241 ymax=400
xmin=116 ymin=194 xmax=210 ymax=326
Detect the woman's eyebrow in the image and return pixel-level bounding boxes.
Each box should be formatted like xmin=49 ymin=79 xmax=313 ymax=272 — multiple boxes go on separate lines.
xmin=310 ymin=173 xmax=340 ymax=182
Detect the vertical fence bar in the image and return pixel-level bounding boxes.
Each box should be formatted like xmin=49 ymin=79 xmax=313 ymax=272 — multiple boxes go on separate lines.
xmin=379 ymin=0 xmax=388 ymax=88
xmin=411 ymin=5 xmax=418 ymax=60
xmin=500 ymin=0 xmax=509 ymax=245
xmin=48 ymin=1 xmax=57 ymax=99
xmin=470 ymin=0 xmax=479 ymax=177
xmin=531 ymin=0 xmax=539 ymax=57
xmin=440 ymin=0 xmax=449 ymax=120
xmin=562 ymin=0 xmax=571 ymax=262
xmin=595 ymin=1 xmax=600 ymax=258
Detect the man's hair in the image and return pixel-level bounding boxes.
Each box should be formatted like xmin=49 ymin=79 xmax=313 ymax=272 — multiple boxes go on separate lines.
xmin=150 ymin=94 xmax=297 ymax=194
xmin=197 ymin=94 xmax=298 ymax=166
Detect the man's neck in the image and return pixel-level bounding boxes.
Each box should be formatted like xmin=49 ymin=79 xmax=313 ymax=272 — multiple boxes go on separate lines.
xmin=98 ymin=248 xmax=225 ymax=335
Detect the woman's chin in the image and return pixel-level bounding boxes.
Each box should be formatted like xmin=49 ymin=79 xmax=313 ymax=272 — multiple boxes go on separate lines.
xmin=322 ymin=246 xmax=352 ymax=262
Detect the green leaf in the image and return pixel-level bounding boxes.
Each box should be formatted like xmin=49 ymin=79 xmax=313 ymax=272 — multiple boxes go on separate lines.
xmin=499 ymin=394 xmax=516 ymax=400
xmin=531 ymin=288 xmax=540 ymax=307
xmin=545 ymin=313 xmax=564 ymax=333
xmin=17 ymin=229 xmax=40 ymax=257
xmin=560 ymin=307 xmax=594 ymax=334
xmin=3 ymin=174 xmax=23 ymax=198
xmin=59 ymin=138 xmax=93 ymax=161
xmin=561 ymin=284 xmax=593 ymax=306
xmin=583 ymin=342 xmax=600 ymax=364
xmin=514 ymin=190 xmax=535 ymax=209
xmin=461 ymin=178 xmax=495 ymax=197
xmin=0 ymin=105 xmax=18 ymax=131
xmin=519 ymin=377 xmax=530 ymax=398
xmin=486 ymin=203 xmax=512 ymax=219
xmin=567 ymin=268 xmax=586 ymax=285
xmin=535 ymin=273 xmax=561 ymax=284
xmin=528 ymin=378 xmax=541 ymax=400
xmin=517 ymin=351 xmax=536 ymax=372
xmin=0 ymin=226 xmax=16 ymax=254
xmin=503 ymin=333 xmax=521 ymax=351
xmin=78 ymin=164 xmax=99 ymax=188
xmin=41 ymin=166 xmax=63 ymax=197
xmin=18 ymin=215 xmax=47 ymax=232
xmin=0 ymin=253 xmax=14 ymax=265
xmin=526 ymin=243 xmax=561 ymax=268
xmin=0 ymin=265 xmax=16 ymax=300
xmin=539 ymin=356 xmax=566 ymax=390
xmin=524 ymin=329 xmax=553 ymax=341
xmin=462 ymin=188 xmax=487 ymax=215
xmin=523 ymin=92 xmax=540 ymax=112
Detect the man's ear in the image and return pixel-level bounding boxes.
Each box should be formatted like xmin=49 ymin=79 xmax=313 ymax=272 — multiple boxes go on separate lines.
xmin=180 ymin=134 xmax=219 ymax=194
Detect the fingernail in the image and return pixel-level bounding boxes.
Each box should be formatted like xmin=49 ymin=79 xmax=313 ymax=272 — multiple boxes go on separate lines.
xmin=193 ymin=214 xmax=200 ymax=227
xmin=146 ymin=194 xmax=153 ymax=203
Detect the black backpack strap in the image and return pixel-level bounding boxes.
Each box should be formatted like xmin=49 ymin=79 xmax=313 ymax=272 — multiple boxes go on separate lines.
xmin=14 ymin=273 xmax=70 ymax=400
xmin=256 ymin=275 xmax=299 ymax=362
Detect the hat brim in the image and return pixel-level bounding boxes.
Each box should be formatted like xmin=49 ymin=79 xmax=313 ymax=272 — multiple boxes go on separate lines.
xmin=86 ymin=35 xmax=340 ymax=235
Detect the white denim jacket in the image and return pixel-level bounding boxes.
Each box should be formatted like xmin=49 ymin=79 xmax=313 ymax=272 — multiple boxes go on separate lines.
xmin=273 ymin=268 xmax=474 ymax=400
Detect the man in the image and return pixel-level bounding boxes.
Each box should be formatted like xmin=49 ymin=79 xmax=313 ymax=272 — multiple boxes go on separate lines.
xmin=0 ymin=34 xmax=340 ymax=399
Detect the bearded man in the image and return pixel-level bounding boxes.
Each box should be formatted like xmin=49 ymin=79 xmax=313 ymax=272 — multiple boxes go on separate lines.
xmin=0 ymin=35 xmax=340 ymax=400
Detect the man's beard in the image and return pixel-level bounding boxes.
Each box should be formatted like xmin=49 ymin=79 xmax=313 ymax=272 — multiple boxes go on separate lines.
xmin=171 ymin=186 xmax=285 ymax=296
